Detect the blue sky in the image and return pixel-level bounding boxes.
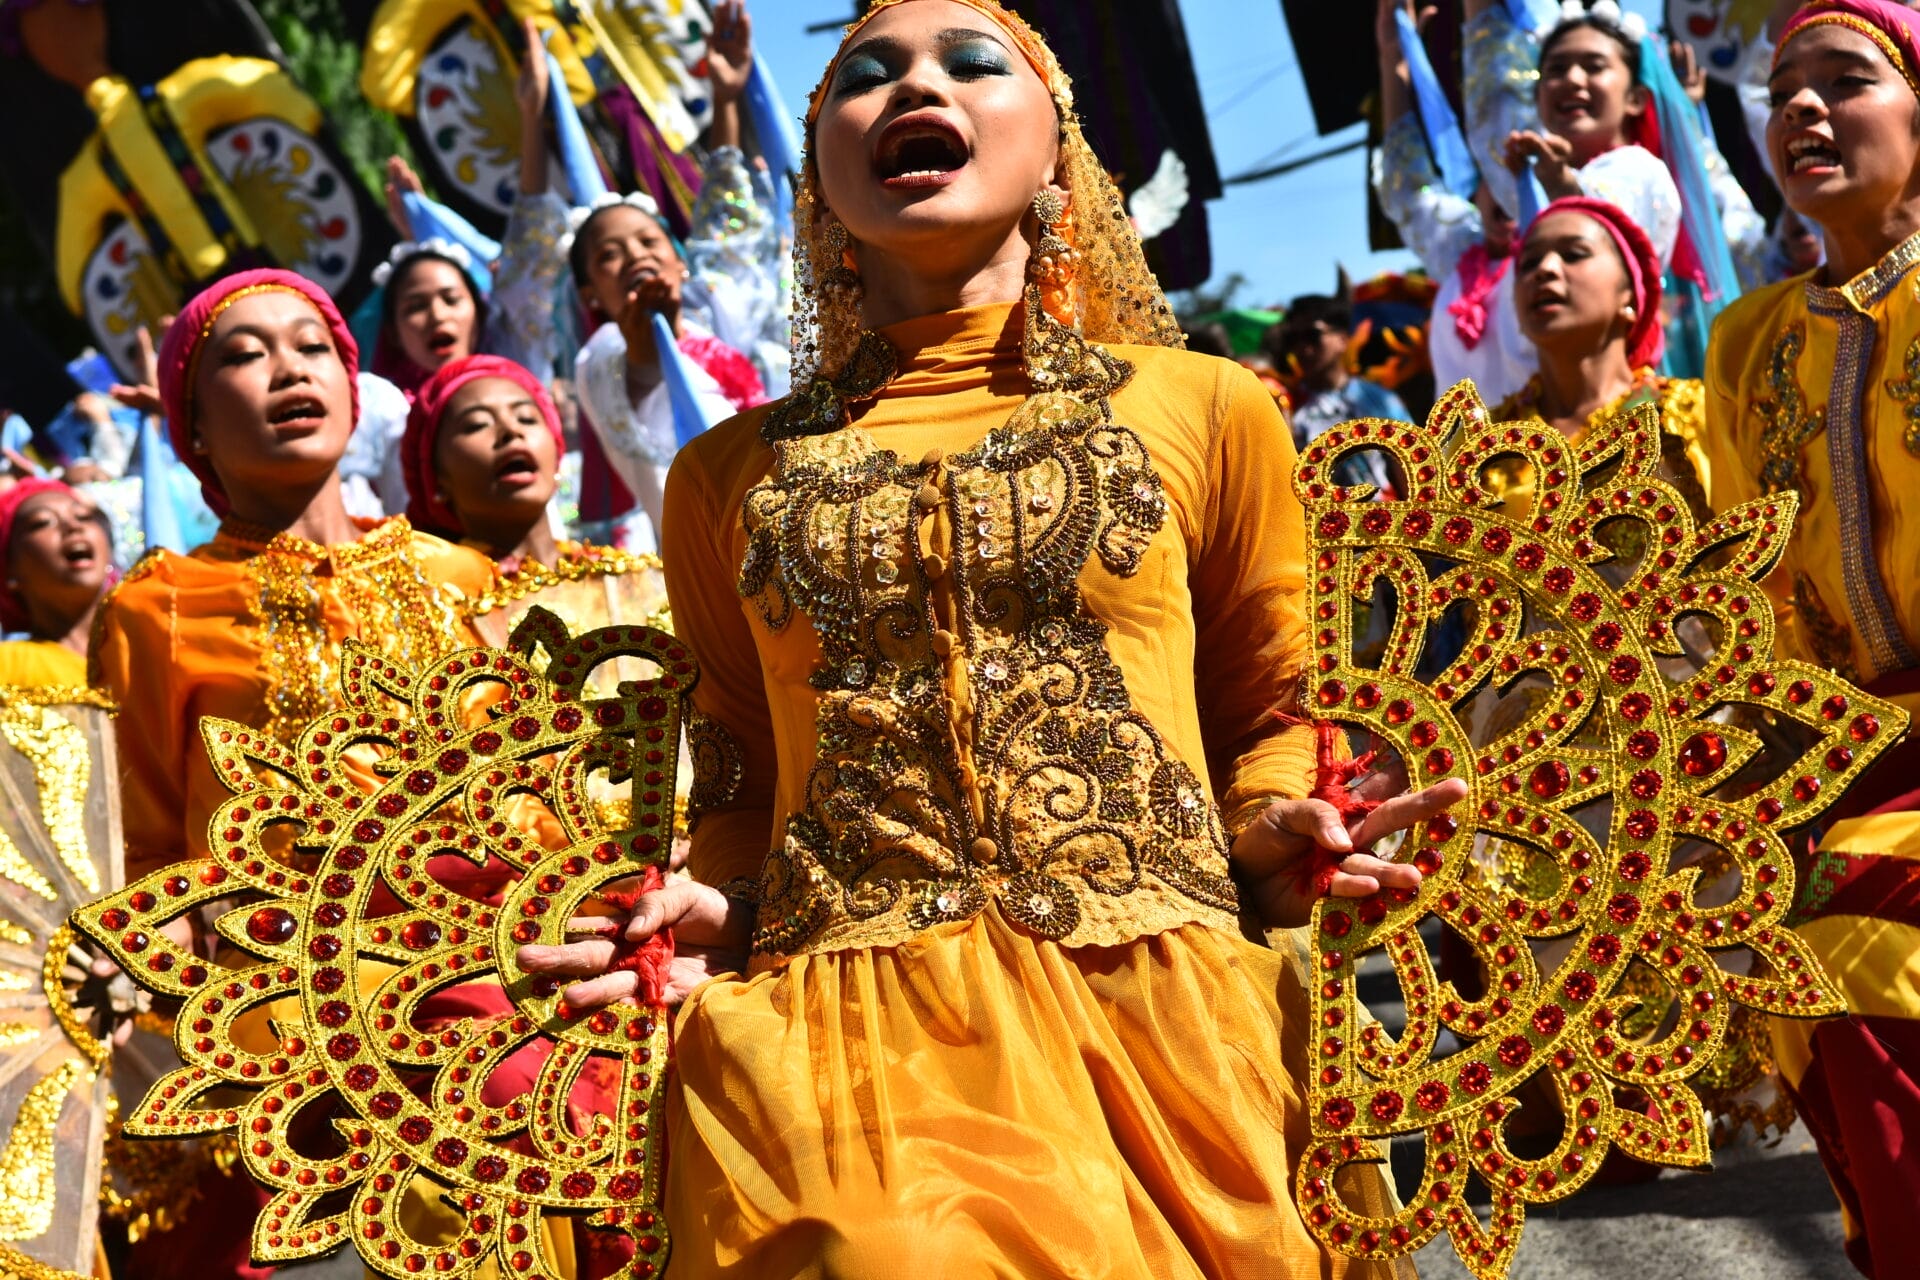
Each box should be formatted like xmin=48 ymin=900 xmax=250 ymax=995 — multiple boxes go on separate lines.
xmin=754 ymin=0 xmax=1665 ymax=310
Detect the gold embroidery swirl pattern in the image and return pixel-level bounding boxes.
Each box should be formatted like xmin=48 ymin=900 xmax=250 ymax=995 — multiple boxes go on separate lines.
xmin=739 ymin=387 xmax=1240 ymax=960
xmin=1885 ymin=332 xmax=1920 ymax=458
xmin=685 ymin=709 xmax=743 ymax=828
xmin=0 ymin=704 xmax=97 ymax=896
xmin=230 ymin=520 xmax=473 ymax=743
xmin=0 ymin=1059 xmax=90 ymax=1242
xmin=1754 ymin=323 xmax=1827 ymax=495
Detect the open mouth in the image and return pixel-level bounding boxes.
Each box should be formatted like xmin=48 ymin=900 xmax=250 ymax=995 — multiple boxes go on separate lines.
xmin=874 ymin=115 xmax=970 ymax=189
xmin=427 ymin=330 xmax=460 ymax=355
xmin=1786 ymin=135 xmax=1842 ymax=175
xmin=60 ymin=541 xmax=95 ymax=568
xmin=621 ymin=265 xmax=661 ymax=294
xmin=1529 ymin=291 xmax=1570 ymax=315
xmin=1550 ymin=96 xmax=1595 ymax=122
xmin=494 ymin=450 xmax=541 ymax=484
xmin=267 ymin=396 xmax=326 ymax=428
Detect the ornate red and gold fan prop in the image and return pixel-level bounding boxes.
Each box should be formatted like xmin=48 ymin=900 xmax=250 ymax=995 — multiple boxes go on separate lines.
xmin=1290 ymin=384 xmax=1905 ymax=1277
xmin=73 ymin=613 xmax=691 ymax=1278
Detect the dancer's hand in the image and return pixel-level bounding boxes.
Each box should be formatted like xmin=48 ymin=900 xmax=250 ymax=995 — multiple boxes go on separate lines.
xmin=1504 ymin=129 xmax=1578 ymax=197
xmin=707 ymin=2 xmax=754 ymax=106
xmin=516 ymin=16 xmax=551 ymax=120
xmin=516 ymin=878 xmax=752 ymax=1008
xmin=1231 ymin=766 xmax=1468 ymax=930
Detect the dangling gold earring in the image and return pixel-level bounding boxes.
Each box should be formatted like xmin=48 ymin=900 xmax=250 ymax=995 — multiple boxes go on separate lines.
xmin=822 ymin=219 xmax=860 ymax=298
xmin=1029 ymin=188 xmax=1079 ymax=330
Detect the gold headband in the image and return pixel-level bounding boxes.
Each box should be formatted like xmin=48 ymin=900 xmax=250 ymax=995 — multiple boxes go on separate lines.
xmin=805 ymin=0 xmax=1073 ymax=125
xmin=1777 ymin=12 xmax=1920 ymax=99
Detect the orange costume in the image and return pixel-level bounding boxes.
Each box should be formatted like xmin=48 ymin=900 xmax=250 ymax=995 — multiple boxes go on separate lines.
xmin=662 ymin=294 xmax=1404 ymax=1273
xmin=652 ymin=6 xmax=1410 ymax=1268
xmin=93 ymin=516 xmax=493 ymax=878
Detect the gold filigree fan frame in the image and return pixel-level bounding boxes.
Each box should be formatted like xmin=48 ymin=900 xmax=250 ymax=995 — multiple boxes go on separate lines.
xmin=1292 ymin=384 xmax=1904 ymax=1278
xmin=73 ymin=611 xmax=693 ymax=1279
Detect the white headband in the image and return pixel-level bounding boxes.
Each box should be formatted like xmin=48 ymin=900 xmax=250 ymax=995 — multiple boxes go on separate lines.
xmin=556 ymin=191 xmax=667 ymax=259
xmin=370 ymin=237 xmax=476 ymax=288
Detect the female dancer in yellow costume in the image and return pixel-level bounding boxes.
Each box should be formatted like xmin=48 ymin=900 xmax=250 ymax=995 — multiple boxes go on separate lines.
xmin=521 ymin=3 xmax=1466 ymax=1275
xmin=89 ymin=268 xmax=576 ymax=1279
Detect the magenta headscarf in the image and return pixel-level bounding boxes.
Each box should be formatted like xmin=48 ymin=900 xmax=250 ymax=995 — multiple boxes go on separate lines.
xmin=1523 ymin=197 xmax=1666 ymax=371
xmin=401 ymin=354 xmax=563 ymax=534
xmin=1778 ymin=0 xmax=1920 ymax=97
xmin=156 ymin=269 xmax=361 ymax=517
xmin=0 ymin=478 xmax=78 ymax=631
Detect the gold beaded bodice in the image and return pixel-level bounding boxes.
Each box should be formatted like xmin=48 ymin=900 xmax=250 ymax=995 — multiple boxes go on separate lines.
xmin=739 ymin=384 xmax=1244 ymax=958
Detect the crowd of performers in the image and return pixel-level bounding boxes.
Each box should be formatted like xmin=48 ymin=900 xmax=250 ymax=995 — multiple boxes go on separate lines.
xmin=0 ymin=0 xmax=1916 ymax=1275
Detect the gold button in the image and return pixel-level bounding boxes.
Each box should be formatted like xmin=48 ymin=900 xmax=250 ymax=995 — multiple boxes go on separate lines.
xmin=924 ymin=554 xmax=948 ymax=579
xmin=915 ymin=484 xmax=942 ymax=510
xmin=932 ymin=629 xmax=957 ymax=657
xmin=970 ymin=837 xmax=998 ymax=864
xmin=921 ymin=447 xmax=946 ymax=469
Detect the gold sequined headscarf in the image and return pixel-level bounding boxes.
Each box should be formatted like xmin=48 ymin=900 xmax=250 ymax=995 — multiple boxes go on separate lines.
xmin=790 ymin=0 xmax=1184 ymax=386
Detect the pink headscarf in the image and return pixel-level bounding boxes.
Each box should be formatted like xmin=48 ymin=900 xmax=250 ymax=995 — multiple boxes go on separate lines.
xmin=0 ymin=478 xmax=93 ymax=631
xmin=401 ymin=354 xmax=563 ymax=534
xmin=1778 ymin=0 xmax=1920 ymax=97
xmin=157 ymin=269 xmax=360 ymax=517
xmin=1524 ymin=197 xmax=1666 ymax=371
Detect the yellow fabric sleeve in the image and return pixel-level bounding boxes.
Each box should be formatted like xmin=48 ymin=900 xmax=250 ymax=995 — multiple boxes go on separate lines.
xmin=660 ymin=448 xmax=777 ymax=892
xmin=1191 ymin=364 xmax=1317 ymax=821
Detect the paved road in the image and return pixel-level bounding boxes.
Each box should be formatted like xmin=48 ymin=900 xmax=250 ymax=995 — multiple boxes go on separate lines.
xmin=1409 ymin=1126 xmax=1851 ymax=1279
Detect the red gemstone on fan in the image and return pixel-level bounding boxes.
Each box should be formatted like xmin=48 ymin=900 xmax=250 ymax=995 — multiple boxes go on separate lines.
xmin=1385 ymin=700 xmax=1415 ymax=725
xmin=326 ymin=1033 xmax=361 ymax=1061
xmin=1316 ymin=680 xmax=1347 ymax=707
xmin=1457 ymin=1061 xmax=1493 ymax=1094
xmin=1498 ymin=1036 xmax=1533 ymax=1068
xmin=1678 ymin=732 xmax=1726 ymax=777
xmin=400 ymin=920 xmax=442 ymax=951
xmin=1627 ymin=732 xmax=1661 ymax=761
xmin=1529 ymin=761 xmax=1570 ymax=799
xmin=553 ymin=707 xmax=584 ymax=733
xmin=1425 ymin=749 xmax=1456 ymax=775
xmin=1321 ymin=912 xmax=1352 ymax=938
xmin=1624 ymin=810 xmax=1658 ymax=840
xmin=1515 ymin=543 xmax=1546 ymax=571
xmin=1628 ymin=770 xmax=1662 ymax=800
xmin=473 ymin=730 xmax=503 ymax=754
xmin=1590 ymin=622 xmax=1623 ymax=651
xmin=344 ymin=1064 xmax=378 ymax=1091
xmin=1354 ymin=683 xmax=1381 ymax=710
xmin=1442 ymin=517 xmax=1473 ymax=545
xmin=1413 ymin=847 xmax=1444 ymax=874
xmin=1588 ymin=934 xmax=1622 ymax=964
xmin=561 ymin=1172 xmax=597 ymax=1198
xmin=1402 ymin=511 xmax=1433 ymax=538
xmin=608 ymin=1172 xmax=644 ymax=1201
xmin=1370 ymin=1091 xmax=1406 ymax=1123
xmin=510 ymin=716 xmax=540 ymax=741
xmin=1481 ymin=528 xmax=1512 ymax=554
xmin=1607 ymin=894 xmax=1641 ymax=925
xmin=1827 ymin=746 xmax=1855 ymax=772
xmin=517 ymin=1168 xmax=551 ymax=1194
xmin=1608 ymin=656 xmax=1642 ymax=685
xmin=313 ymin=966 xmax=345 ymax=994
xmin=1787 ymin=681 xmax=1815 ymax=705
xmin=1318 ymin=511 xmax=1351 ymax=539
xmin=247 ymin=907 xmax=297 ymax=945
xmin=317 ymin=1001 xmax=352 ymax=1028
xmin=1543 ymin=567 xmax=1575 ymax=594
xmin=1563 ymin=971 xmax=1598 ymax=1001
xmin=322 ymin=874 xmax=354 ymax=899
xmin=1619 ymin=693 xmax=1652 ymax=721
xmin=432 ymin=1138 xmax=468 ymax=1166
xmin=1428 ymin=813 xmax=1458 ymax=840
xmin=1321 ymin=1098 xmax=1357 ymax=1128
xmin=1619 ymin=852 xmax=1651 ymax=881
xmin=1821 ymin=694 xmax=1849 ymax=720
xmin=1570 ymin=593 xmax=1602 ymax=621
xmin=1533 ymin=1006 xmax=1566 ymax=1036
xmin=397 ymin=1116 xmax=432 ymax=1145
xmin=1793 ymin=775 xmax=1822 ymax=802
xmin=1416 ymin=1080 xmax=1451 ymax=1111
xmin=308 ymin=935 xmax=341 ymax=960
xmin=473 ymin=1155 xmax=508 ymax=1183
xmin=1410 ymin=722 xmax=1439 ymax=749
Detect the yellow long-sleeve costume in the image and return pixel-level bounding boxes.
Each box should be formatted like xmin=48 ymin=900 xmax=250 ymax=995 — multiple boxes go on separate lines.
xmin=1704 ymin=231 xmax=1920 ymax=1277
xmin=659 ymin=302 xmax=1404 ymax=1277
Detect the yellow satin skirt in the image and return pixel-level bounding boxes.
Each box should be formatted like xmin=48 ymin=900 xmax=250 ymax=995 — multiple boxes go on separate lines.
xmin=667 ymin=906 xmax=1411 ymax=1279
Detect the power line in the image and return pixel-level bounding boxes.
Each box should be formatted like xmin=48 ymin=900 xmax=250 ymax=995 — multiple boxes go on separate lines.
xmin=1223 ymin=135 xmax=1366 ymax=187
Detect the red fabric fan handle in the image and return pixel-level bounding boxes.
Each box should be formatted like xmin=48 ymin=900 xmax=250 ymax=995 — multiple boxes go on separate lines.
xmin=1292 ymin=719 xmax=1383 ymax=898
xmin=593 ymin=866 xmax=677 ymax=1007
